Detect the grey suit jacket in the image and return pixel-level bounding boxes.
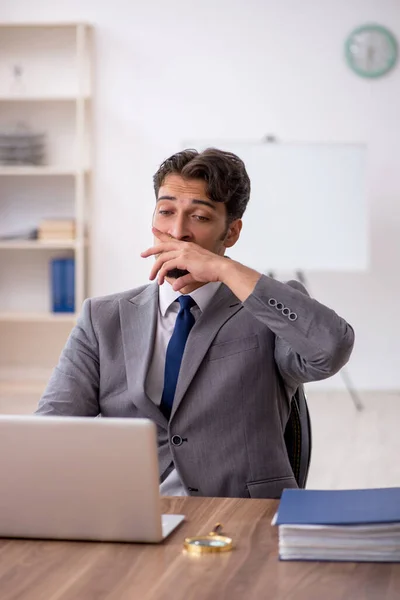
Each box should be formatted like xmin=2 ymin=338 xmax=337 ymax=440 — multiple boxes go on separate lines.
xmin=37 ymin=275 xmax=354 ymax=498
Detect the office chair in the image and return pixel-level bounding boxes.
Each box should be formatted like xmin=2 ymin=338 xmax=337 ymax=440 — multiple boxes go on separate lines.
xmin=284 ymin=385 xmax=312 ymax=488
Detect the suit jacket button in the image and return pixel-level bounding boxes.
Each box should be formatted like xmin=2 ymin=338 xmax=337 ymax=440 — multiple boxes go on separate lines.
xmin=268 ymin=298 xmax=277 ymax=307
xmin=282 ymin=307 xmax=290 ymax=316
xmin=171 ymin=435 xmax=183 ymax=446
xmin=289 ymin=312 xmax=298 ymax=321
xmin=276 ymin=302 xmax=284 ymax=311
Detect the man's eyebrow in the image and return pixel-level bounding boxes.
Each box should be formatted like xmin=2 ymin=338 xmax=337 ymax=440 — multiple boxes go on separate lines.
xmin=192 ymin=199 xmax=216 ymax=210
xmin=157 ymin=195 xmax=217 ymax=211
xmin=157 ymin=195 xmax=176 ymax=202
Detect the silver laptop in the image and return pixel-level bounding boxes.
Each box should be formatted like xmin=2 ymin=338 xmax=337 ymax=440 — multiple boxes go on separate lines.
xmin=0 ymin=415 xmax=184 ymax=542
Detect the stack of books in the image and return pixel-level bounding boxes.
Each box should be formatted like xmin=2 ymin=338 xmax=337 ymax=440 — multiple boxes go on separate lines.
xmin=274 ymin=487 xmax=400 ymax=562
xmin=38 ymin=219 xmax=75 ymax=241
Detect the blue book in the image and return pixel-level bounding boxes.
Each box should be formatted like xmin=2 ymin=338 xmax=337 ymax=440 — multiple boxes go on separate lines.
xmin=50 ymin=257 xmax=75 ymax=313
xmin=275 ymin=488 xmax=400 ymax=562
xmin=50 ymin=258 xmax=65 ymax=313
xmin=276 ymin=488 xmax=400 ymax=526
xmin=63 ymin=258 xmax=75 ymax=313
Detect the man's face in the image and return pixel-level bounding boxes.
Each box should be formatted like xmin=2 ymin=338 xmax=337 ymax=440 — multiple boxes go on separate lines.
xmin=153 ymin=174 xmax=240 ymax=279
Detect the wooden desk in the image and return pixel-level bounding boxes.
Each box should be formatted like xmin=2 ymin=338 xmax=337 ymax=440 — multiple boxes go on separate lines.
xmin=0 ymin=497 xmax=398 ymax=599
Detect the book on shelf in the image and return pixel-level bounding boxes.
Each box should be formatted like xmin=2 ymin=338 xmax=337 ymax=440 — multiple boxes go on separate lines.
xmin=274 ymin=487 xmax=400 ymax=563
xmin=38 ymin=219 xmax=75 ymax=241
xmin=38 ymin=231 xmax=75 ymax=241
xmin=50 ymin=258 xmax=75 ymax=313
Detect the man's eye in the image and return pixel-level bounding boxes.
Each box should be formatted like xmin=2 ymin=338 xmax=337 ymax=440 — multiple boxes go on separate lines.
xmin=193 ymin=215 xmax=210 ymax=222
xmin=158 ymin=210 xmax=172 ymax=216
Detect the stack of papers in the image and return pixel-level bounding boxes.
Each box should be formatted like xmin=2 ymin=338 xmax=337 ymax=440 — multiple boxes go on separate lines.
xmin=275 ymin=487 xmax=400 ymax=562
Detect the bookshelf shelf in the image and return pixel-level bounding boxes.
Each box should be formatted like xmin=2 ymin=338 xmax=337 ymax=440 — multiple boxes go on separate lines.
xmin=0 ymin=312 xmax=77 ymax=323
xmin=0 ymin=96 xmax=90 ymax=102
xmin=0 ymin=22 xmax=92 ymax=388
xmin=0 ymin=240 xmax=78 ymax=250
xmin=0 ymin=167 xmax=89 ymax=176
xmin=0 ymin=366 xmax=53 ymax=397
xmin=0 ymin=23 xmax=88 ymax=28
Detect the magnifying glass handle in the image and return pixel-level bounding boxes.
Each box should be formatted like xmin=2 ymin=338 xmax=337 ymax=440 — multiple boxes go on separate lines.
xmin=210 ymin=523 xmax=223 ymax=536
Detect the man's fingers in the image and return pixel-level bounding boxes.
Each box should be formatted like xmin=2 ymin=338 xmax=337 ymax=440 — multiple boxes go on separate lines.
xmin=171 ymin=273 xmax=196 ymax=291
xmin=157 ymin=258 xmax=195 ymax=289
xmin=148 ymin=251 xmax=180 ymax=280
xmin=152 ymin=227 xmax=175 ymax=241
xmin=157 ymin=257 xmax=186 ymax=284
xmin=141 ymin=242 xmax=178 ymax=258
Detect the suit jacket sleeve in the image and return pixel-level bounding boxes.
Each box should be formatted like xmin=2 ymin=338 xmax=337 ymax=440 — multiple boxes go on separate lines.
xmin=36 ymin=299 xmax=100 ymax=416
xmin=243 ymin=275 xmax=355 ymax=389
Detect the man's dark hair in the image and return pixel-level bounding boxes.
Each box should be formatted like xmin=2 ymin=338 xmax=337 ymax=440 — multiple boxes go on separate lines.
xmin=153 ymin=148 xmax=251 ymax=222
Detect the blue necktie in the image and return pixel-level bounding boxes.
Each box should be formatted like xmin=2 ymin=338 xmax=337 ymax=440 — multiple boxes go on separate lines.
xmin=160 ymin=295 xmax=196 ymax=419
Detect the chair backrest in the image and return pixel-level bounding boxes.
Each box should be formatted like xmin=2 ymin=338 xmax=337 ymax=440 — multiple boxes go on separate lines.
xmin=283 ymin=385 xmax=312 ymax=488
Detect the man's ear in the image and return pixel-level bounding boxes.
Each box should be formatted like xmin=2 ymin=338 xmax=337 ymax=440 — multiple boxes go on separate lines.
xmin=224 ymin=219 xmax=242 ymax=248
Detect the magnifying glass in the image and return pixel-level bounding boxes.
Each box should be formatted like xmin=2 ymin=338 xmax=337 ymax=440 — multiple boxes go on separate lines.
xmin=183 ymin=523 xmax=233 ymax=554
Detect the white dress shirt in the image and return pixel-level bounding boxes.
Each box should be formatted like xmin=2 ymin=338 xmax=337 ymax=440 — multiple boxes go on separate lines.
xmin=145 ymin=279 xmax=221 ymax=496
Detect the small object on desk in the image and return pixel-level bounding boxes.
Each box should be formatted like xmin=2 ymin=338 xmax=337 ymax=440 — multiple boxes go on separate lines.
xmin=275 ymin=487 xmax=400 ymax=562
xmin=183 ymin=522 xmax=233 ymax=554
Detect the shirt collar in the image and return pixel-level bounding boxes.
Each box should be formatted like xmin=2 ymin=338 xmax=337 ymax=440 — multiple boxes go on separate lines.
xmin=159 ymin=280 xmax=221 ymax=317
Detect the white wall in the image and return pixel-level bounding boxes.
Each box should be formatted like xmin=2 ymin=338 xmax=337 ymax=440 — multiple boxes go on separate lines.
xmin=1 ymin=0 xmax=400 ymax=390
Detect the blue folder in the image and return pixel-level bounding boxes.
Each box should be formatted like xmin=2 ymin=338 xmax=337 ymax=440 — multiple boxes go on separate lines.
xmin=51 ymin=258 xmax=75 ymax=313
xmin=276 ymin=488 xmax=400 ymax=526
xmin=64 ymin=258 xmax=75 ymax=312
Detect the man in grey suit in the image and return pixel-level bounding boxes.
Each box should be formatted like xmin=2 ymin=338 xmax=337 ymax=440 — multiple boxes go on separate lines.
xmin=37 ymin=148 xmax=355 ymax=498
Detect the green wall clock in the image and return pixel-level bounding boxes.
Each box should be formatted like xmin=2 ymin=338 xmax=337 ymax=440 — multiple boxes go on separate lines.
xmin=345 ymin=24 xmax=398 ymax=78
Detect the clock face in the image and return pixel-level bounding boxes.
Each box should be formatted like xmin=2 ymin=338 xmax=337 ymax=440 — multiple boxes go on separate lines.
xmin=345 ymin=24 xmax=398 ymax=78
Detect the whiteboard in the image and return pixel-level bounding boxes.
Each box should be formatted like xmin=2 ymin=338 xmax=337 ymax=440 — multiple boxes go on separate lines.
xmin=184 ymin=142 xmax=368 ymax=272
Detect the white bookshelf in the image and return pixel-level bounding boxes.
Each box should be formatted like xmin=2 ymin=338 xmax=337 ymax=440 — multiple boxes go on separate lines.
xmin=0 ymin=22 xmax=93 ymax=392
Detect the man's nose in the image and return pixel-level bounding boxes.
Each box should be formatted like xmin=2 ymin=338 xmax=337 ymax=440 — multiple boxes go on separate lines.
xmin=169 ymin=216 xmax=192 ymax=241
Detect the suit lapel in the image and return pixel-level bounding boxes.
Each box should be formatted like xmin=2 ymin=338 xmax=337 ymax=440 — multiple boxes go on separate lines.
xmin=170 ymin=284 xmax=242 ymax=419
xmin=119 ymin=284 xmax=168 ymax=429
